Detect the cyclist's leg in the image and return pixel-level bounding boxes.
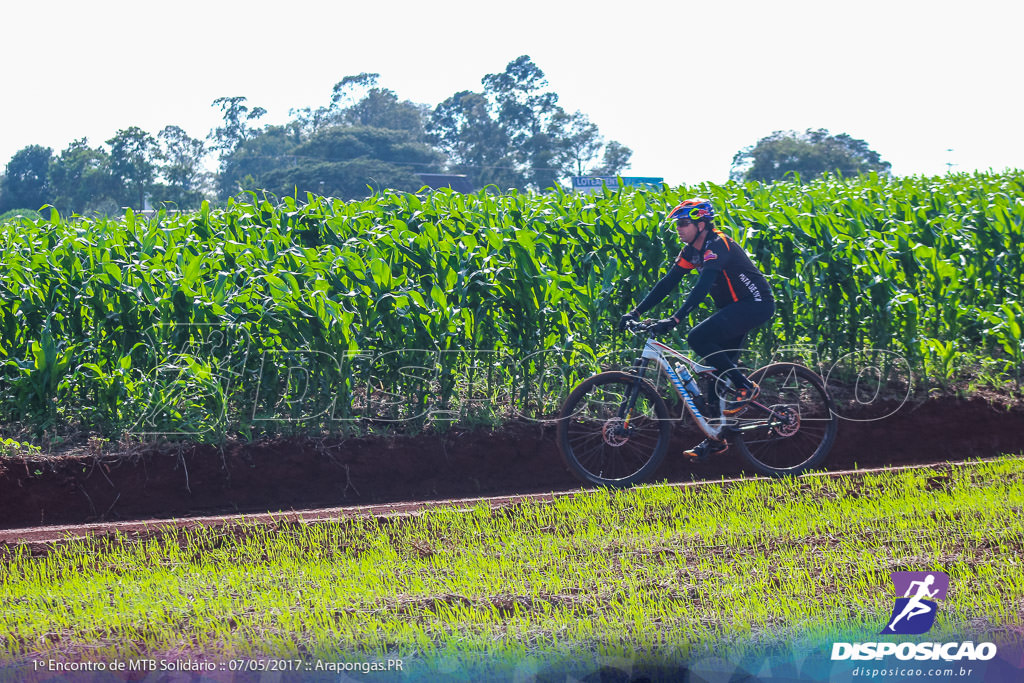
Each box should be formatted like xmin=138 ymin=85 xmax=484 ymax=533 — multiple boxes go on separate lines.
xmin=721 ymin=331 xmax=747 ymax=379
xmin=687 ymin=300 xmax=773 ymax=387
xmin=690 ymin=316 xmax=732 ymax=413
xmin=695 ymin=330 xmax=745 ymax=412
xmin=717 ymin=331 xmax=749 ymax=402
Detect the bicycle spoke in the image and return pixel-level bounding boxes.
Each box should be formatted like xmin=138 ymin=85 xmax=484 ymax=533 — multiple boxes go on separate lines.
xmin=557 ymin=372 xmax=671 ymax=487
xmin=734 ymin=364 xmax=837 ymax=474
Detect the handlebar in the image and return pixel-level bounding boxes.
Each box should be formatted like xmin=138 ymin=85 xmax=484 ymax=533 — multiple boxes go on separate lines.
xmin=624 ymin=318 xmax=686 ymax=337
xmin=625 ymin=318 xmax=656 ymax=335
xmin=622 ymin=317 xmax=647 ymax=333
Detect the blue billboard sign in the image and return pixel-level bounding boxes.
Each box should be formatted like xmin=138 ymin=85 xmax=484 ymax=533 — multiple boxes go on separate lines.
xmin=571 ymin=176 xmax=664 ymax=194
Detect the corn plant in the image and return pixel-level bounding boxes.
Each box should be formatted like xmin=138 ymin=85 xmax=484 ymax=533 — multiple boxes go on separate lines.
xmin=1 ymin=171 xmax=1022 ymax=440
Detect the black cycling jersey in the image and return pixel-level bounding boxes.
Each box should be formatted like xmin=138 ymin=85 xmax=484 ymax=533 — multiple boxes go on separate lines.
xmin=633 ymin=228 xmax=773 ymax=321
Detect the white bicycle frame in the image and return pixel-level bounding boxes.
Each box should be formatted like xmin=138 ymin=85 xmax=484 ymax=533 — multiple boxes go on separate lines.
xmin=640 ymin=337 xmax=728 ymax=440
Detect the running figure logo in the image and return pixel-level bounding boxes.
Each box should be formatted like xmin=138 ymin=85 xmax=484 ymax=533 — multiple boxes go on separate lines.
xmin=882 ymin=571 xmax=949 ymax=635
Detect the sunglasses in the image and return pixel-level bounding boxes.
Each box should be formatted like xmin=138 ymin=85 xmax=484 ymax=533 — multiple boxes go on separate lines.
xmin=675 ymin=218 xmax=694 ymax=228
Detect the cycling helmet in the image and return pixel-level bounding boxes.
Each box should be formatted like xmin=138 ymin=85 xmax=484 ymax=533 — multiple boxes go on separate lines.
xmin=669 ymin=198 xmax=715 ymax=223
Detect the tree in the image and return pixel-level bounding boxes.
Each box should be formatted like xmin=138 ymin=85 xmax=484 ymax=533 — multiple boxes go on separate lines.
xmin=552 ymin=110 xmax=603 ymax=176
xmin=482 ymin=55 xmax=559 ymax=143
xmin=216 ymin=125 xmax=299 ymax=199
xmin=344 ymin=89 xmax=430 ymax=139
xmin=427 ymin=56 xmax=563 ymax=191
xmin=288 ymin=74 xmax=380 ymax=140
xmin=154 ymin=125 xmax=208 ymax=208
xmin=296 ymin=126 xmax=442 ymax=166
xmin=427 ymin=55 xmax=633 ymax=191
xmin=1 ymin=145 xmax=53 ymax=212
xmin=731 ymin=128 xmax=891 ymax=183
xmin=261 ymin=126 xmax=444 ymax=200
xmin=591 ymin=140 xmax=633 ymax=176
xmin=48 ymin=138 xmax=119 ymax=215
xmin=208 ymin=59 xmax=632 ymax=197
xmin=482 ymin=55 xmax=561 ymax=189
xmin=290 ymin=74 xmax=429 ymax=143
xmin=330 ymin=72 xmax=380 ymax=110
xmin=107 ymin=127 xmax=159 ymax=209
xmin=209 ymin=96 xmax=267 ymax=159
xmin=216 ymin=77 xmax=436 ymax=199
xmin=428 ymin=90 xmax=519 ymax=190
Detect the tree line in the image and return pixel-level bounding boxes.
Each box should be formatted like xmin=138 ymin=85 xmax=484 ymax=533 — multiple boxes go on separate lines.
xmin=0 ymin=54 xmax=894 ymax=216
xmin=0 ymin=56 xmax=634 ymax=216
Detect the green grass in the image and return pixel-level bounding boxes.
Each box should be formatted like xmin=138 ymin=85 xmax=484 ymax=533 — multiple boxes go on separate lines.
xmin=2 ymin=458 xmax=1023 ymax=674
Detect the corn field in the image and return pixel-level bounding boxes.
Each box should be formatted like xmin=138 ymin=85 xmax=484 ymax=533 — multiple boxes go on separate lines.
xmin=1 ymin=171 xmax=1022 ymax=439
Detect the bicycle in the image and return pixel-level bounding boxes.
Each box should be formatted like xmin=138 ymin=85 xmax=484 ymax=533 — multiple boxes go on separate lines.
xmin=556 ymin=318 xmax=838 ymax=486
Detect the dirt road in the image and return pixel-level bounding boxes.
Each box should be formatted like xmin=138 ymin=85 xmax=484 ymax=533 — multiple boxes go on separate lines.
xmin=1 ymin=396 xmax=1022 ymax=540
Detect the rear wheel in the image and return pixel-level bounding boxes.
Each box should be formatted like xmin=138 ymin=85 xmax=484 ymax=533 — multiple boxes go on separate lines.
xmin=556 ymin=371 xmax=672 ymax=487
xmin=730 ymin=363 xmax=837 ymax=476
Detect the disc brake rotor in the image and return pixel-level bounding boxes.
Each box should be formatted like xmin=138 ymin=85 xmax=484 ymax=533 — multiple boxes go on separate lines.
xmin=770 ymin=405 xmax=800 ymax=437
xmin=602 ymin=417 xmax=631 ymax=446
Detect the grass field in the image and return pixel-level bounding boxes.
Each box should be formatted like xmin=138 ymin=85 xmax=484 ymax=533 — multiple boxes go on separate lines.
xmin=2 ymin=458 xmax=1022 ymax=678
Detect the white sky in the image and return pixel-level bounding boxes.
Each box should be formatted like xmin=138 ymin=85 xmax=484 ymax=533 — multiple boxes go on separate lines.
xmin=2 ymin=0 xmax=1022 ymax=186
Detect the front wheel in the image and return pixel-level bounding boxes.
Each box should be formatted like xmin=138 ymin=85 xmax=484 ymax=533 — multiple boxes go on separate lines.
xmin=556 ymin=371 xmax=672 ymax=487
xmin=730 ymin=363 xmax=837 ymax=476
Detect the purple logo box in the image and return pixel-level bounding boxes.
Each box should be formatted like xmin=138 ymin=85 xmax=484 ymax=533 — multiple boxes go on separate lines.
xmin=891 ymin=571 xmax=949 ymax=600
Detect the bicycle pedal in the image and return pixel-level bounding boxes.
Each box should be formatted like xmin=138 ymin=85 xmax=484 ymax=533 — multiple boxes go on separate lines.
xmin=723 ymin=384 xmax=758 ymax=416
xmin=682 ymin=438 xmax=729 ymax=462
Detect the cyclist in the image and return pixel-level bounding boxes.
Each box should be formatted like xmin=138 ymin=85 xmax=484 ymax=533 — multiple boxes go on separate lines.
xmin=618 ymin=198 xmax=775 ymax=461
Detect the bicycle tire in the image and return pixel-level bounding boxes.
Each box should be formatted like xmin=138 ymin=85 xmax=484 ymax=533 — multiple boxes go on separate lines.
xmin=731 ymin=363 xmax=837 ymax=476
xmin=556 ymin=371 xmax=672 ymax=487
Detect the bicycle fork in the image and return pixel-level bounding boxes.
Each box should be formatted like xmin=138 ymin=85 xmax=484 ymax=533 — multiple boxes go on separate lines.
xmin=618 ymin=356 xmax=650 ymax=430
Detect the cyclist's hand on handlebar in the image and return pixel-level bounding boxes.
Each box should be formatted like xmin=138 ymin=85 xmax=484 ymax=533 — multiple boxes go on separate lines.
xmin=617 ymin=312 xmax=639 ymax=332
xmin=649 ymin=316 xmax=681 ymax=335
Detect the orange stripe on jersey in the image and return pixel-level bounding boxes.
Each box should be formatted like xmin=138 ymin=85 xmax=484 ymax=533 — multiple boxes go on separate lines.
xmin=676 ymin=256 xmax=696 ymax=269
xmin=723 ymin=272 xmax=740 ymax=302
xmin=713 ymin=229 xmax=731 ymax=250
